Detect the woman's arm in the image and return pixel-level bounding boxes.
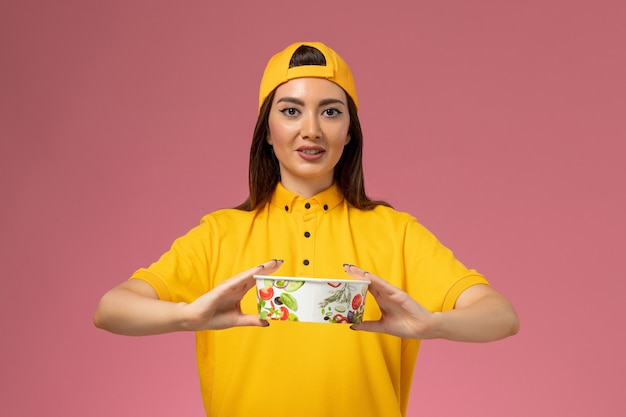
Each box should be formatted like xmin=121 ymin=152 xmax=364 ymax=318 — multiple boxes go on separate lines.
xmin=94 ymin=259 xmax=284 ymax=336
xmin=94 ymin=279 xmax=188 ymax=336
xmin=430 ymin=283 xmax=519 ymax=342
xmin=344 ymin=264 xmax=519 ymax=341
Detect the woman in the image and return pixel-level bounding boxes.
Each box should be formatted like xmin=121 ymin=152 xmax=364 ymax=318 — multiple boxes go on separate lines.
xmin=95 ymin=42 xmax=519 ymax=417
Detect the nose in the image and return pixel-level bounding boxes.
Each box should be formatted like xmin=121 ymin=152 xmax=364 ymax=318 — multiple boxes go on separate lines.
xmin=300 ymin=112 xmax=321 ymax=140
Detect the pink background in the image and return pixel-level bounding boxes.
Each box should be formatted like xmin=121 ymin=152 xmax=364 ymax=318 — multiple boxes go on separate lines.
xmin=1 ymin=1 xmax=625 ymax=415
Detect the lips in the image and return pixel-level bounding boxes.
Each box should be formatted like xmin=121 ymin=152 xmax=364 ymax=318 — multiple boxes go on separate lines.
xmin=296 ymin=146 xmax=325 ymax=161
xmin=297 ymin=146 xmax=325 ymax=154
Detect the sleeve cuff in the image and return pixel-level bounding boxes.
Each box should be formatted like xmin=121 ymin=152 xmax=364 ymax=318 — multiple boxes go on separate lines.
xmin=130 ymin=269 xmax=173 ymax=302
xmin=441 ymin=272 xmax=490 ymax=312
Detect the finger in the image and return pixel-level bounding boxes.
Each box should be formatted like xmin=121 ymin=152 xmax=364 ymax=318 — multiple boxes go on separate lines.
xmin=258 ymin=258 xmax=284 ymax=275
xmin=242 ymin=259 xmax=284 ymax=279
xmin=235 ymin=314 xmax=271 ymax=328
xmin=226 ymin=259 xmax=285 ymax=293
xmin=241 ymin=259 xmax=284 ymax=290
xmin=344 ymin=264 xmax=399 ymax=297
xmin=343 ymin=265 xmax=389 ymax=307
xmin=350 ymin=320 xmax=385 ymax=333
xmin=343 ymin=263 xmax=371 ymax=280
xmin=343 ymin=264 xmax=388 ymax=293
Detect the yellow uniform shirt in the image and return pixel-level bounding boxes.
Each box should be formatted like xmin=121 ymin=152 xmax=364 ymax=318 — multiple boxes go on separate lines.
xmin=132 ymin=183 xmax=488 ymax=417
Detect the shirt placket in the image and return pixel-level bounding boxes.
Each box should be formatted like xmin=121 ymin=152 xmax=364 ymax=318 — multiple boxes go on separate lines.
xmin=297 ymin=199 xmax=318 ymax=277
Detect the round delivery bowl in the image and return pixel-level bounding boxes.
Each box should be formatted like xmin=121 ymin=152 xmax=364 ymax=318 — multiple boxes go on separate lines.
xmin=254 ymin=275 xmax=370 ymax=324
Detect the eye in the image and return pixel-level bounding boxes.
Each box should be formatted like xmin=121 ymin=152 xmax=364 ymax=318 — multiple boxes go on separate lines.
xmin=280 ymin=108 xmax=300 ymax=117
xmin=323 ymin=108 xmax=342 ymax=117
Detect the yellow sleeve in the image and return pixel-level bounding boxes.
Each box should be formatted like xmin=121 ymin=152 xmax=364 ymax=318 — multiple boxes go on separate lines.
xmin=402 ymin=216 xmax=489 ymax=312
xmin=129 ymin=216 xmax=216 ymax=303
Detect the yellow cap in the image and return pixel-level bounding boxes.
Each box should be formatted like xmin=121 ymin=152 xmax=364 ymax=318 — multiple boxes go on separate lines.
xmin=258 ymin=42 xmax=358 ymax=112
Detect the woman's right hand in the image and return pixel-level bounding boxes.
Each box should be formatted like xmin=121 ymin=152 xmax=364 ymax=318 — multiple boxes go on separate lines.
xmin=182 ymin=259 xmax=284 ymax=331
xmin=94 ymin=259 xmax=284 ymax=336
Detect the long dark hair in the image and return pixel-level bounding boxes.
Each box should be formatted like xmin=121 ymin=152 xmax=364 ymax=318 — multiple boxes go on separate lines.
xmin=235 ymin=46 xmax=390 ymax=211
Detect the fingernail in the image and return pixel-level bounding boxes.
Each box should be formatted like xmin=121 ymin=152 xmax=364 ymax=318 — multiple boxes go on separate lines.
xmin=257 ymin=264 xmax=265 ymax=268
xmin=349 ymin=325 xmax=355 ymax=330
xmin=273 ymin=259 xmax=284 ymax=263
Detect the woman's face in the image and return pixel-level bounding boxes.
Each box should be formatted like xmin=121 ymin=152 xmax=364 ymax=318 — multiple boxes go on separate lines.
xmin=267 ymin=77 xmax=351 ymax=196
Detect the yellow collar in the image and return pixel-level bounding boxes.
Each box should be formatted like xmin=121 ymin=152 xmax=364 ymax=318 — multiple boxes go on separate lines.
xmin=270 ymin=182 xmax=344 ymax=214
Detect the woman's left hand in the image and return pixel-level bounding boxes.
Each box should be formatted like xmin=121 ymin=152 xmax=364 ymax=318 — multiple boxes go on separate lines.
xmin=343 ymin=264 xmax=438 ymax=339
xmin=343 ymin=264 xmax=520 ymax=341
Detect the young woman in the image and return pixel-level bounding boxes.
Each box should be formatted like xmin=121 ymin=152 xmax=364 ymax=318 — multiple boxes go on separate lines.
xmin=95 ymin=42 xmax=519 ymax=417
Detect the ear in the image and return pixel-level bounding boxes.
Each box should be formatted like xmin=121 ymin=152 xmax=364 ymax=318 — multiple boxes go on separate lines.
xmin=345 ymin=134 xmax=351 ymax=145
xmin=266 ymin=132 xmax=273 ymax=146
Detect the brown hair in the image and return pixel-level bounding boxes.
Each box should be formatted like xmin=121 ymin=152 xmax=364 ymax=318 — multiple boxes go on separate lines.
xmin=235 ymin=46 xmax=390 ymax=211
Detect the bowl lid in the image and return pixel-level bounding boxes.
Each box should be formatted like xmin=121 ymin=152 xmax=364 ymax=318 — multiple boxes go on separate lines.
xmin=254 ymin=275 xmax=370 ymax=285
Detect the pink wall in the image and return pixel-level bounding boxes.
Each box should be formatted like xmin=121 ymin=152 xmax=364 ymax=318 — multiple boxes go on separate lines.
xmin=1 ymin=1 xmax=624 ymax=416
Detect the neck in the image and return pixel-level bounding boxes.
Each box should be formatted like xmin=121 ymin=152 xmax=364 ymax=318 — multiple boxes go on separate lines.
xmin=280 ymin=176 xmax=334 ymax=199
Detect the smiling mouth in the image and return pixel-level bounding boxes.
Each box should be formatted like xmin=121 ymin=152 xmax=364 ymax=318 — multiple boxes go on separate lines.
xmin=299 ymin=149 xmax=324 ymax=155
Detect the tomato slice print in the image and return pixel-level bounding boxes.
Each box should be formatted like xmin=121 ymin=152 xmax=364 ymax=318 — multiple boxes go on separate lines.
xmin=259 ymin=287 xmax=274 ymax=301
xmin=279 ymin=306 xmax=289 ymax=320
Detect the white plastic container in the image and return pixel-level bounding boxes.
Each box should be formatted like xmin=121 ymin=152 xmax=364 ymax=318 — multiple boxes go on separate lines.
xmin=254 ymin=275 xmax=370 ymax=324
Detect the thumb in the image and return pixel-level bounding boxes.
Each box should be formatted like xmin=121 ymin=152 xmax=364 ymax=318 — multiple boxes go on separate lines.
xmin=350 ymin=320 xmax=384 ymax=333
xmin=236 ymin=315 xmax=270 ymax=328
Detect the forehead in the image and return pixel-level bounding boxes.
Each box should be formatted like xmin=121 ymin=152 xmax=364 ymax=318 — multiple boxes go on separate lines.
xmin=273 ymin=78 xmax=348 ymax=103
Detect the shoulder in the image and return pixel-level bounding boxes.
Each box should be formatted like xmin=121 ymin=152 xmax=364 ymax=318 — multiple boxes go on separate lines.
xmin=343 ymin=204 xmax=429 ymax=240
xmin=203 ymin=206 xmax=258 ymax=220
xmin=347 ymin=203 xmax=417 ymax=226
xmin=198 ymin=207 xmax=259 ymax=228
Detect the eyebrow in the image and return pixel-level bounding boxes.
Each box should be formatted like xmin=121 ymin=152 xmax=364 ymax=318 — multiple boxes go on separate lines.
xmin=276 ymin=97 xmax=346 ymax=107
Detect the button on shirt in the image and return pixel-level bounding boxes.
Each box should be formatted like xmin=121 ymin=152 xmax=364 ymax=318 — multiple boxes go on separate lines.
xmin=278 ymin=185 xmax=343 ymax=275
